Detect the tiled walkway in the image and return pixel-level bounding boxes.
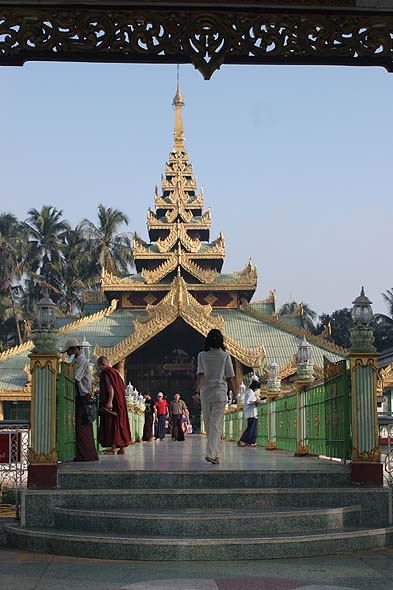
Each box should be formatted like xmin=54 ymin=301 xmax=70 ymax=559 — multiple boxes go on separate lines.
xmin=59 ymin=435 xmax=349 ymax=473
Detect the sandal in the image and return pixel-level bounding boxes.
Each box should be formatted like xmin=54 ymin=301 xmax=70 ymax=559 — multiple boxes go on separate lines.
xmin=205 ymin=456 xmax=220 ymax=464
xmin=117 ymin=447 xmax=126 ymax=455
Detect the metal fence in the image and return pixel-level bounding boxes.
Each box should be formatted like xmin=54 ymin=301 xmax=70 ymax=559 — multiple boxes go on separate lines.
xmin=0 ymin=420 xmax=30 ymax=518
xmin=378 ymin=413 xmax=393 ymax=483
xmin=223 ymin=369 xmax=352 ymax=461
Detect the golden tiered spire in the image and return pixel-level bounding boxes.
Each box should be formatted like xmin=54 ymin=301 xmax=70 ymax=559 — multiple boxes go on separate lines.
xmin=173 ymin=65 xmax=185 ymax=150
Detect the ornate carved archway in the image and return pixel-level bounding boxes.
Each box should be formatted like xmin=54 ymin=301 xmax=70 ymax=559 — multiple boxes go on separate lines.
xmin=1 ymin=2 xmax=393 ymax=79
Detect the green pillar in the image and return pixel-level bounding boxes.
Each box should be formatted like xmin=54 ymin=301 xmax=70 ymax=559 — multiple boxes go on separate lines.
xmin=349 ymin=288 xmax=382 ymax=485
xmin=28 ymin=349 xmax=59 ymax=487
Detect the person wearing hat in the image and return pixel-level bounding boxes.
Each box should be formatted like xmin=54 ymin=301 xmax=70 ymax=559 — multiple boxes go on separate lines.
xmin=238 ymin=378 xmax=262 ymax=448
xmin=61 ymin=338 xmax=98 ymax=462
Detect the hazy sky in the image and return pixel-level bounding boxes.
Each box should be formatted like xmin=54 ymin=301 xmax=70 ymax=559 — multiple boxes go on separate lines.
xmin=2 ymin=61 xmax=393 ymax=318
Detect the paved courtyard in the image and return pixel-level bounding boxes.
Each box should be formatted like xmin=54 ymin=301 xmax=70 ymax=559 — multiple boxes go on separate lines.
xmin=2 ymin=545 xmax=393 ymax=590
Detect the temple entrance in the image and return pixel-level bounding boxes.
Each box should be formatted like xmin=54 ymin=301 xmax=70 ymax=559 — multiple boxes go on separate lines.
xmin=126 ymin=318 xmax=204 ymax=405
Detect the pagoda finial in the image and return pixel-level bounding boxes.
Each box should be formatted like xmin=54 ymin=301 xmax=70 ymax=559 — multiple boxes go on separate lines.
xmin=173 ymin=65 xmax=185 ymax=150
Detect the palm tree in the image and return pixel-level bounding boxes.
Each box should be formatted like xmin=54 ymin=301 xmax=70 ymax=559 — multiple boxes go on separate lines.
xmin=82 ymin=204 xmax=134 ymax=275
xmin=0 ymin=213 xmax=28 ymax=345
xmin=24 ymin=206 xmax=69 ymax=302
xmin=59 ymin=225 xmax=97 ymax=314
xmin=381 ymin=289 xmax=393 ymax=324
xmin=279 ymin=300 xmax=317 ymax=334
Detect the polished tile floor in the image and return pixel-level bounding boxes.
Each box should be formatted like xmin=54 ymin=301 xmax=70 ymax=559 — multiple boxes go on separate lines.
xmin=2 ymin=545 xmax=393 ymax=590
xmin=59 ymin=435 xmax=348 ymax=473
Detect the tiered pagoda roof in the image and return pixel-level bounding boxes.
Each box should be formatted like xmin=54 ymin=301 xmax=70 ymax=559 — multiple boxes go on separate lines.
xmin=102 ymin=82 xmax=256 ymax=303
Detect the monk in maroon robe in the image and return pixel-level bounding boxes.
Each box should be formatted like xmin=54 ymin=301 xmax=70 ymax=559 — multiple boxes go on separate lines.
xmin=97 ymin=356 xmax=131 ymax=454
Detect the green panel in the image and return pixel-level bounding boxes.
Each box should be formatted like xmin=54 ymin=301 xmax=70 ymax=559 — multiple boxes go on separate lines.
xmin=56 ymin=363 xmax=76 ymax=462
xmin=256 ymin=403 xmax=268 ymax=447
xmin=223 ymin=413 xmax=230 ymax=440
xmin=356 ymin=365 xmax=375 ymax=453
xmin=304 ymin=382 xmax=326 ymax=456
xmin=325 ymin=370 xmax=351 ymax=459
xmin=275 ymin=393 xmax=297 ymax=452
xmin=33 ymin=366 xmax=54 ymax=455
xmin=233 ymin=411 xmax=240 ymax=442
xmin=304 ymin=370 xmax=351 ymax=460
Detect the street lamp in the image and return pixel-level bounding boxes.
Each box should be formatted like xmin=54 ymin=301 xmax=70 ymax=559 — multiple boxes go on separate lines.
xmin=80 ymin=335 xmax=92 ymax=361
xmin=350 ymin=287 xmax=376 ymax=352
xmin=32 ymin=294 xmax=57 ymax=353
xmin=36 ymin=294 xmax=57 ymax=331
xmin=351 ymin=286 xmax=373 ymax=326
xmin=297 ymin=337 xmax=312 ymax=364
xmin=297 ymin=337 xmax=314 ymax=381
xmin=268 ymin=361 xmax=279 ymax=381
xmin=267 ymin=360 xmax=281 ymax=393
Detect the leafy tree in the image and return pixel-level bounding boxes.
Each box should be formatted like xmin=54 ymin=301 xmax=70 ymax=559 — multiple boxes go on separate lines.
xmin=373 ymin=288 xmax=393 ymax=351
xmin=24 ymin=206 xmax=69 ymax=300
xmin=279 ymin=301 xmax=317 ymax=334
xmin=315 ymin=308 xmax=353 ymax=349
xmin=0 ymin=213 xmax=28 ymax=344
xmin=58 ymin=225 xmax=97 ymax=314
xmin=82 ymin=204 xmax=134 ymax=275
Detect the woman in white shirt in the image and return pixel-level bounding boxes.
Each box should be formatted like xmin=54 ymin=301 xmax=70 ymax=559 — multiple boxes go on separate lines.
xmin=238 ymin=379 xmax=261 ymax=447
xmin=196 ymin=329 xmax=236 ymax=464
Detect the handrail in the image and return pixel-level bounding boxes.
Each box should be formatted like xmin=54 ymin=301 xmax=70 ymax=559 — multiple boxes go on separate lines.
xmin=0 ymin=420 xmax=30 ymax=428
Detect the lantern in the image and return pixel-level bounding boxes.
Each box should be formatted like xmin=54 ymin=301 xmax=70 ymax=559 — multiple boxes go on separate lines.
xmin=351 ymin=287 xmax=373 ymax=326
xmin=35 ymin=295 xmax=56 ymax=330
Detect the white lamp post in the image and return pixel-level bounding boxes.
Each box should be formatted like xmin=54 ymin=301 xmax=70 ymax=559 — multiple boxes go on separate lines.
xmin=297 ymin=337 xmax=314 ymax=381
xmin=36 ymin=295 xmax=57 ymax=331
xmin=267 ymin=361 xmax=281 ymax=393
xmin=32 ymin=294 xmax=58 ymax=353
xmin=350 ymin=287 xmax=376 ymax=352
xmin=80 ymin=335 xmax=92 ymax=361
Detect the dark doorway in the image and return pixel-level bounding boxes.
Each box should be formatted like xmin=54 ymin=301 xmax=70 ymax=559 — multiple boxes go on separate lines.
xmin=126 ymin=318 xmax=204 ymax=405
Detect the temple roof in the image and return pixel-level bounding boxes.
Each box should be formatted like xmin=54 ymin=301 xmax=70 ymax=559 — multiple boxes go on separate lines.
xmin=0 ymin=289 xmax=346 ymax=394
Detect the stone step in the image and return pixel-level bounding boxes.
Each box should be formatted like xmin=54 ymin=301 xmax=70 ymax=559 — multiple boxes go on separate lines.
xmin=6 ymin=524 xmax=393 ymax=560
xmin=22 ymin=487 xmax=391 ymax=528
xmin=57 ymin=469 xmax=351 ymax=490
xmin=53 ymin=505 xmax=361 ymax=537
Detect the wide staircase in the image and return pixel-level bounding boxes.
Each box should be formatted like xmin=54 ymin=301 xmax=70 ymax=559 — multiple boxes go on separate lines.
xmin=5 ymin=466 xmax=393 ymax=560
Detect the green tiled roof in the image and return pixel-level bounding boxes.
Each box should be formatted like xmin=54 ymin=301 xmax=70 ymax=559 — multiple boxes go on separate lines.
xmin=83 ymin=302 xmax=110 ymax=315
xmin=279 ymin=315 xmax=303 ymax=329
xmin=0 ymin=310 xmax=146 ymax=391
xmin=55 ymin=317 xmax=80 ymax=329
xmin=213 ymin=309 xmax=344 ymax=368
xmin=56 ymin=310 xmax=146 ymax=352
xmin=212 ymin=273 xmax=252 ymax=285
xmin=249 ymin=302 xmax=275 ymax=316
xmin=0 ymin=351 xmax=31 ymax=390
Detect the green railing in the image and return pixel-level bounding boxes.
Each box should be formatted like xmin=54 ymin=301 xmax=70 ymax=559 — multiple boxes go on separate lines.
xmin=304 ymin=371 xmax=351 ymax=459
xmin=275 ymin=394 xmax=298 ymax=452
xmin=222 ymin=369 xmax=351 ymax=460
xmin=256 ymin=402 xmax=268 ymax=447
xmin=56 ymin=362 xmax=76 ymax=462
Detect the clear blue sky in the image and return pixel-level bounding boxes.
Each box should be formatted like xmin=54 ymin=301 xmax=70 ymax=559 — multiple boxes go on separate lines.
xmin=2 ymin=61 xmax=393 ymax=317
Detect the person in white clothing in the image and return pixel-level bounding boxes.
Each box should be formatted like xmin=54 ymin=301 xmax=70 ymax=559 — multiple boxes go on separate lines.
xmin=238 ymin=379 xmax=261 ymax=447
xmin=196 ymin=329 xmax=236 ymax=465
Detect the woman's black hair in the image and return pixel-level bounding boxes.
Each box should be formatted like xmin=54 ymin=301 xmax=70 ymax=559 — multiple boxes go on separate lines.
xmin=250 ymin=380 xmax=260 ymax=390
xmin=204 ymin=329 xmax=225 ymax=351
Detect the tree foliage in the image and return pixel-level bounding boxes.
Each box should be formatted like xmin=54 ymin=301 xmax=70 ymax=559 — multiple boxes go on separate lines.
xmin=279 ymin=300 xmax=317 ymax=334
xmin=0 ymin=205 xmax=134 ymax=350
